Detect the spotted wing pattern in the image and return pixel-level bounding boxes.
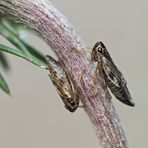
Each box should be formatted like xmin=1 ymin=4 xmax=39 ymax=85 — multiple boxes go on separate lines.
xmin=102 ymin=58 xmax=126 ymax=88
xmin=92 ymin=41 xmax=135 ymax=107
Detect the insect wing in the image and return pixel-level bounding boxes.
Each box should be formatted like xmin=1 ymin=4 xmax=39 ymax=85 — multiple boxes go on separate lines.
xmin=102 ymin=57 xmax=126 ymax=88
xmin=101 ymin=50 xmax=135 ymax=106
xmin=46 ymin=55 xmax=79 ymax=112
xmin=49 ymin=70 xmax=71 ymax=99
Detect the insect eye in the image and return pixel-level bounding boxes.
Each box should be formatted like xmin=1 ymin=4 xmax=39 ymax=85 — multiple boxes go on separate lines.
xmin=98 ymin=47 xmax=104 ymax=54
xmin=98 ymin=47 xmax=102 ymax=52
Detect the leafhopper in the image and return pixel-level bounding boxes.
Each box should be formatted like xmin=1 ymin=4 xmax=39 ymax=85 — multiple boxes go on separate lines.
xmin=46 ymin=55 xmax=79 ymax=112
xmin=91 ymin=41 xmax=135 ymax=107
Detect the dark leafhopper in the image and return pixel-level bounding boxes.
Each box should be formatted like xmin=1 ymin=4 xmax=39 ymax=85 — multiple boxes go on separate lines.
xmin=91 ymin=41 xmax=135 ymax=107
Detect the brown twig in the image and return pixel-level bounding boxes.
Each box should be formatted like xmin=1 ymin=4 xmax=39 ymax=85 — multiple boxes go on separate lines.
xmin=0 ymin=0 xmax=129 ymax=147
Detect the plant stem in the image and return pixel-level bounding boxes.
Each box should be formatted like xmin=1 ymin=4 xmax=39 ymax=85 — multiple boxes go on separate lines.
xmin=0 ymin=0 xmax=129 ymax=147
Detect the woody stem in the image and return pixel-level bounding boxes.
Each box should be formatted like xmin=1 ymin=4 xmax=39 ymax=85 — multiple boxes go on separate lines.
xmin=0 ymin=0 xmax=129 ymax=148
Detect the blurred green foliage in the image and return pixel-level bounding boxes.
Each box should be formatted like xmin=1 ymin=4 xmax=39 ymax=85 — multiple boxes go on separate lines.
xmin=0 ymin=17 xmax=48 ymax=94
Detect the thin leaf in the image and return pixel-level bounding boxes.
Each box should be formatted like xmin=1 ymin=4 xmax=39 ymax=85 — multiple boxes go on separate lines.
xmin=21 ymin=41 xmax=47 ymax=64
xmin=0 ymin=52 xmax=10 ymax=71
xmin=0 ymin=17 xmax=29 ymax=38
xmin=0 ymin=22 xmax=31 ymax=55
xmin=0 ymin=73 xmax=10 ymax=94
xmin=0 ymin=44 xmax=48 ymax=69
xmin=0 ymin=18 xmax=46 ymax=65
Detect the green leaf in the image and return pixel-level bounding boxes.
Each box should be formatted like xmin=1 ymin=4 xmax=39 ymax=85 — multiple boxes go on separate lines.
xmin=21 ymin=41 xmax=47 ymax=64
xmin=0 ymin=17 xmax=29 ymax=38
xmin=0 ymin=52 xmax=10 ymax=71
xmin=0 ymin=73 xmax=10 ymax=94
xmin=0 ymin=44 xmax=48 ymax=69
xmin=0 ymin=21 xmax=31 ymax=55
xmin=0 ymin=17 xmax=46 ymax=66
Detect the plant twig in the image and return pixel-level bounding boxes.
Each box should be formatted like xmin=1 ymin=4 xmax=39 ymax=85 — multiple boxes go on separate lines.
xmin=0 ymin=0 xmax=129 ymax=147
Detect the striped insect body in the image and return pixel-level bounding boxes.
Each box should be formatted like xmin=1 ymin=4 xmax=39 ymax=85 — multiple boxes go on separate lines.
xmin=91 ymin=41 xmax=135 ymax=107
xmin=46 ymin=55 xmax=79 ymax=112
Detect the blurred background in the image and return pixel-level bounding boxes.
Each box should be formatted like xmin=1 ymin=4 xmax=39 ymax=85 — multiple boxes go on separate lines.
xmin=0 ymin=0 xmax=147 ymax=147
